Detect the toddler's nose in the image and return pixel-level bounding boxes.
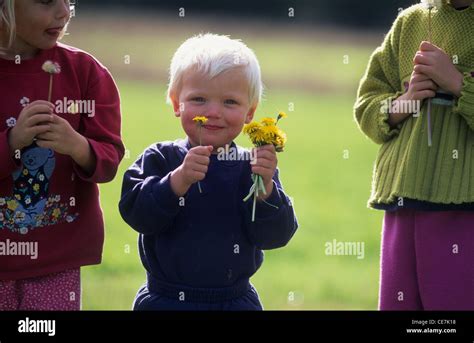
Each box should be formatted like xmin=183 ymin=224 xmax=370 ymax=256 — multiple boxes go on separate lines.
xmin=205 ymin=104 xmax=222 ymax=119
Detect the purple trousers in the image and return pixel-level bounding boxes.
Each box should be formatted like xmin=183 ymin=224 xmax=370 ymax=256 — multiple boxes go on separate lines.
xmin=0 ymin=269 xmax=81 ymax=311
xmin=380 ymin=209 xmax=474 ymax=310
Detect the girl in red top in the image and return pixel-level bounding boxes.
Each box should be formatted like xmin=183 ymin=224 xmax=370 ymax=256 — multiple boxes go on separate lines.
xmin=0 ymin=0 xmax=124 ymax=310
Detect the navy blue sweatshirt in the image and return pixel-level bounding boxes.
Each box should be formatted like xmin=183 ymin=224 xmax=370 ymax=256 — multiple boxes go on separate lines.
xmin=119 ymin=138 xmax=298 ymax=288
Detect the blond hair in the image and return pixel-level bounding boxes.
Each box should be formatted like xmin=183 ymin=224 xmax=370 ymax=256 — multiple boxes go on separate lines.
xmin=167 ymin=33 xmax=263 ymax=107
xmin=0 ymin=0 xmax=16 ymax=49
xmin=0 ymin=0 xmax=71 ymax=51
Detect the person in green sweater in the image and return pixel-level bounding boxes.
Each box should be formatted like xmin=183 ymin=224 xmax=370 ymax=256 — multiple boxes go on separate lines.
xmin=354 ymin=0 xmax=474 ymax=310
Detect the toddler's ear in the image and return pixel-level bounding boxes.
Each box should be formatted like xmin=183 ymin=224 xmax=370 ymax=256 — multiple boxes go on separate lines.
xmin=169 ymin=93 xmax=181 ymax=117
xmin=245 ymin=106 xmax=257 ymax=124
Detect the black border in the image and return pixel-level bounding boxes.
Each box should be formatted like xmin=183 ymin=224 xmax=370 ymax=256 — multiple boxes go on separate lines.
xmin=0 ymin=311 xmax=472 ymax=342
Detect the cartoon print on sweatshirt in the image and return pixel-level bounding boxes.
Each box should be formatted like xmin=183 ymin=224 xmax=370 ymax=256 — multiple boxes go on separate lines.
xmin=0 ymin=143 xmax=78 ymax=235
xmin=12 ymin=144 xmax=55 ymax=226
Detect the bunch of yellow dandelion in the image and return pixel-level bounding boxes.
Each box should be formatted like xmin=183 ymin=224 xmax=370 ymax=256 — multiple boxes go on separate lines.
xmin=243 ymin=111 xmax=287 ymax=152
xmin=192 ymin=115 xmax=209 ymax=193
xmin=42 ymin=60 xmax=61 ymax=103
xmin=243 ymin=111 xmax=288 ymax=222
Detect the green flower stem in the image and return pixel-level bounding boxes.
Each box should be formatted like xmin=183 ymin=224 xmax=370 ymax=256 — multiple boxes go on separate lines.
xmin=252 ymin=183 xmax=257 ymax=222
xmin=427 ymin=99 xmax=432 ymax=147
xmin=243 ymin=174 xmax=268 ymax=222
xmin=48 ymin=74 xmax=53 ymax=103
xmin=199 ymin=125 xmax=202 ymax=146
xmin=243 ymin=182 xmax=256 ymax=202
xmin=197 ymin=179 xmax=203 ymax=193
xmin=258 ymin=175 xmax=267 ymax=195
xmin=198 ymin=124 xmax=203 ymax=193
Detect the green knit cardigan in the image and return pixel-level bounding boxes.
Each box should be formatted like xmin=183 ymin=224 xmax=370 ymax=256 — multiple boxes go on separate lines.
xmin=354 ymin=3 xmax=474 ymax=208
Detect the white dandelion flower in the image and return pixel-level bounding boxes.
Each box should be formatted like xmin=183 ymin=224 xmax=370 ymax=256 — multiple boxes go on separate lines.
xmin=421 ymin=0 xmax=443 ymax=9
xmin=42 ymin=60 xmax=61 ymax=74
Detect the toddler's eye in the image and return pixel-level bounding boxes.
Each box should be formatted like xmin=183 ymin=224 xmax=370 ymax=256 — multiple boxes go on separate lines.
xmin=39 ymin=0 xmax=54 ymax=4
xmin=224 ymin=99 xmax=238 ymax=105
xmin=191 ymin=97 xmax=205 ymax=103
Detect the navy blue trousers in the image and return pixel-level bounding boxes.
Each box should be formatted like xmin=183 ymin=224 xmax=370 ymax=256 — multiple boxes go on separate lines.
xmin=133 ymin=278 xmax=263 ymax=311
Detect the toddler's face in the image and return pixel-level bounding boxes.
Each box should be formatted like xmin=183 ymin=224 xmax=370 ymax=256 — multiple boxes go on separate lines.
xmin=172 ymin=67 xmax=256 ymax=153
xmin=12 ymin=0 xmax=70 ymax=56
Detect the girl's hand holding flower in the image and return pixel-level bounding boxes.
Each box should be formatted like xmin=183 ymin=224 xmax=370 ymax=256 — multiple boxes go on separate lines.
xmin=35 ymin=114 xmax=96 ymax=175
xmin=389 ymin=69 xmax=438 ymax=127
xmin=36 ymin=114 xmax=81 ymax=155
xmin=414 ymin=41 xmax=464 ymax=97
xmin=8 ymin=100 xmax=54 ymax=153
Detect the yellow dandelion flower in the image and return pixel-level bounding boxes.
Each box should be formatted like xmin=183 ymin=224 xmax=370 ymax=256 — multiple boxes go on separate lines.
xmin=261 ymin=126 xmax=282 ymax=146
xmin=250 ymin=129 xmax=267 ymax=145
xmin=193 ymin=116 xmax=208 ymax=125
xmin=277 ymin=111 xmax=288 ymax=120
xmin=243 ymin=122 xmax=261 ymax=135
xmin=244 ymin=115 xmax=287 ymax=151
xmin=261 ymin=117 xmax=277 ymax=126
xmin=276 ymin=128 xmax=287 ymax=142
xmin=243 ymin=121 xmax=267 ymax=145
xmin=274 ymin=131 xmax=287 ymax=152
xmin=259 ymin=126 xmax=273 ymax=144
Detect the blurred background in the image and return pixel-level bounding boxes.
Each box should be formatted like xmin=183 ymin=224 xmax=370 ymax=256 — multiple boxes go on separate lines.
xmin=63 ymin=0 xmax=418 ymax=310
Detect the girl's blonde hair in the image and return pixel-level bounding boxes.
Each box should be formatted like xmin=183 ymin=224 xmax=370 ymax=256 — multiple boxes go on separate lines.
xmin=0 ymin=0 xmax=71 ymax=51
xmin=0 ymin=0 xmax=16 ymax=49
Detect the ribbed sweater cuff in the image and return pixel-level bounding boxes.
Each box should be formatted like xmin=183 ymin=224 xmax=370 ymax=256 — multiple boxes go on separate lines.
xmin=453 ymin=72 xmax=474 ymax=127
xmin=378 ymin=91 xmax=405 ymax=139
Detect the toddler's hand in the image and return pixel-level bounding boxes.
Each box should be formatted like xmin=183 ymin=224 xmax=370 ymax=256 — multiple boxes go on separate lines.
xmin=413 ymin=41 xmax=463 ymax=97
xmin=170 ymin=145 xmax=213 ymax=196
xmin=252 ymin=144 xmax=278 ymax=201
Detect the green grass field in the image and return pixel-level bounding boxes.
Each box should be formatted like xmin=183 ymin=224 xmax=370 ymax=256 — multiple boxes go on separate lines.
xmin=63 ymin=11 xmax=386 ymax=310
